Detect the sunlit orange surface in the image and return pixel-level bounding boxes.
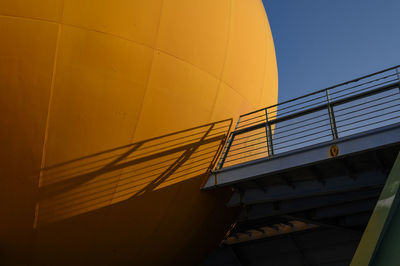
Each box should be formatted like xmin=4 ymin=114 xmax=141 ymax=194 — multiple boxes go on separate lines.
xmin=0 ymin=0 xmax=277 ymax=264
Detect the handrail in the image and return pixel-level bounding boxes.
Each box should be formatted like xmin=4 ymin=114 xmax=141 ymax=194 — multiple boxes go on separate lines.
xmin=216 ymin=65 xmax=400 ymax=170
xmin=240 ymin=65 xmax=400 ymax=118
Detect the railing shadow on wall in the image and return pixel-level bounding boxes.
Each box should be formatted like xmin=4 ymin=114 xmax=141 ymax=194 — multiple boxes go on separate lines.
xmin=34 ymin=119 xmax=232 ymax=228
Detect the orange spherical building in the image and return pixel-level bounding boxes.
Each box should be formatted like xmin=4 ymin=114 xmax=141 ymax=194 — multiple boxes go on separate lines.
xmin=0 ymin=0 xmax=277 ymax=264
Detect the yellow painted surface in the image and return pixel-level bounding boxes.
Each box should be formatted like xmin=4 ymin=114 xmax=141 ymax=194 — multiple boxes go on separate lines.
xmin=0 ymin=0 xmax=278 ymax=264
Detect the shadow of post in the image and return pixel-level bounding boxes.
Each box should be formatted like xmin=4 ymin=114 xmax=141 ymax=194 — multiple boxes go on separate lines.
xmin=35 ymin=119 xmax=232 ymax=227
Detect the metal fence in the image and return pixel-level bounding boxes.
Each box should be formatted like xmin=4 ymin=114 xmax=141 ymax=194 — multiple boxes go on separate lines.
xmin=216 ymin=65 xmax=400 ymax=169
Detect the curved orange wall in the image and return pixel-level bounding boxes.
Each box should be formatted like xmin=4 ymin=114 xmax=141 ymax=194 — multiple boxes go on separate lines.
xmin=0 ymin=0 xmax=278 ymax=264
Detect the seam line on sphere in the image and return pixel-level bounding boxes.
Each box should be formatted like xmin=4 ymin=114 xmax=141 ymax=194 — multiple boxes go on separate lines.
xmin=208 ymin=0 xmax=233 ymax=122
xmin=117 ymin=0 xmax=165 ymax=204
xmin=35 ymin=23 xmax=63 ymax=229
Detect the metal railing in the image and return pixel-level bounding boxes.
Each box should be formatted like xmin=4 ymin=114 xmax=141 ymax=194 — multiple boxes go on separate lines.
xmin=216 ymin=65 xmax=400 ymax=170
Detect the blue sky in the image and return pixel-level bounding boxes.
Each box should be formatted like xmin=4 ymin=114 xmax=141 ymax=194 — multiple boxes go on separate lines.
xmin=262 ymin=0 xmax=400 ymax=103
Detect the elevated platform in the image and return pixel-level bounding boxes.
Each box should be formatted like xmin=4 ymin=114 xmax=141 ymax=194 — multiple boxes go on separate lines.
xmin=204 ymin=123 xmax=400 ymax=192
xmin=203 ymin=65 xmax=400 ymax=265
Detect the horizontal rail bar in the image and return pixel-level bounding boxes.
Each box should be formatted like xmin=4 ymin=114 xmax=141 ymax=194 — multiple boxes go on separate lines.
xmin=238 ymin=65 xmax=400 ymax=119
xmin=270 ymin=82 xmax=399 ymax=126
xmin=215 ymin=65 xmax=400 ymax=170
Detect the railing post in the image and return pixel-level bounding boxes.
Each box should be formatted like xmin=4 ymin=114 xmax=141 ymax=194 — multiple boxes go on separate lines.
xmin=217 ymin=133 xmax=235 ymax=169
xmin=265 ymin=108 xmax=274 ymax=156
xmin=396 ymin=67 xmax=400 ymax=91
xmin=326 ymin=89 xmax=339 ymax=140
xmin=216 ymin=136 xmax=228 ymax=169
xmin=216 ymin=117 xmax=241 ymax=170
